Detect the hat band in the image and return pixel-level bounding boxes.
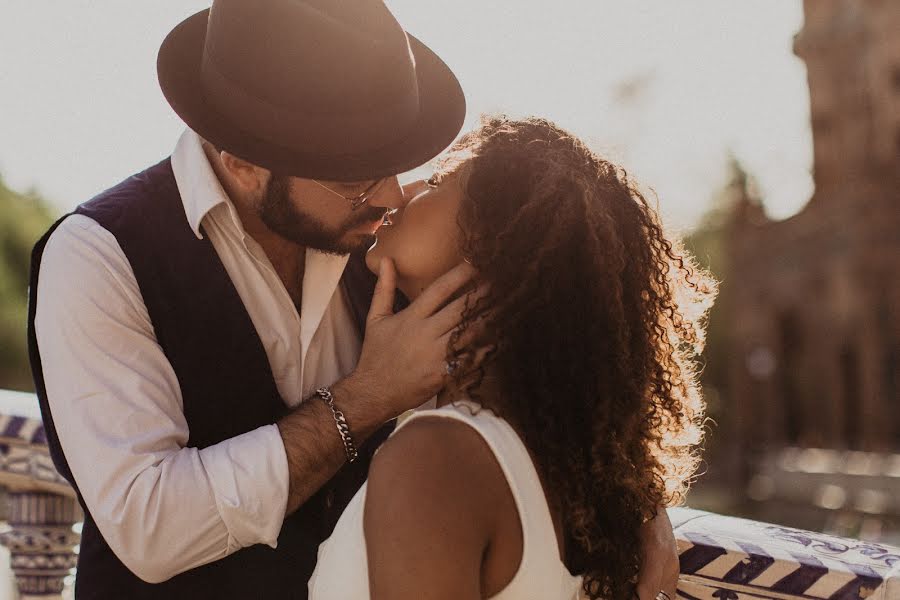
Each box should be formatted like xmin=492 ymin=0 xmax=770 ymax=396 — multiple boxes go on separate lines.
xmin=200 ymin=55 xmax=421 ymax=158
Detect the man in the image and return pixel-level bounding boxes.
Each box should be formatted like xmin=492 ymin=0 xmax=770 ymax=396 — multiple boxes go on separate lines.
xmin=28 ymin=1 xmax=678 ymax=598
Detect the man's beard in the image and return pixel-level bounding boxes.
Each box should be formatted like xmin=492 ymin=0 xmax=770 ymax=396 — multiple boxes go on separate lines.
xmin=258 ymin=175 xmax=386 ymax=255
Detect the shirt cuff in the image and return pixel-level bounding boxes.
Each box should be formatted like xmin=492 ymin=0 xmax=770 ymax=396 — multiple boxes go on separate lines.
xmin=199 ymin=424 xmax=289 ymax=551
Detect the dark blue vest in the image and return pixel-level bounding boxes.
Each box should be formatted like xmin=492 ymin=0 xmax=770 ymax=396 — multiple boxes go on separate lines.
xmin=27 ymin=159 xmax=394 ymax=598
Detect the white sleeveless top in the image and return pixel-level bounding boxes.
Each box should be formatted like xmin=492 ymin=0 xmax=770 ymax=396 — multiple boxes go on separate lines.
xmin=308 ymin=400 xmax=584 ymax=599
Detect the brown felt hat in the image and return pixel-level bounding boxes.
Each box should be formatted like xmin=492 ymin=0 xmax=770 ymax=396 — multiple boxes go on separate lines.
xmin=157 ymin=0 xmax=466 ymax=181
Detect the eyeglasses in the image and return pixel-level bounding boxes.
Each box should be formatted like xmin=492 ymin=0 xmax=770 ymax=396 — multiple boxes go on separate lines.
xmin=311 ymin=177 xmax=390 ymax=211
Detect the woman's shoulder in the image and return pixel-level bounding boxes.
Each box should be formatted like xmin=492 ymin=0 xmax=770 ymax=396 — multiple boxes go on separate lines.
xmin=374 ymin=402 xmax=506 ymax=478
xmin=365 ymin=402 xmax=516 ymax=530
xmin=363 ymin=405 xmax=526 ymax=597
xmin=368 ymin=403 xmax=507 ymax=503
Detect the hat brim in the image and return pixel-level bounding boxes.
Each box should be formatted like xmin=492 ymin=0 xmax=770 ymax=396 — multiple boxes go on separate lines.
xmin=158 ymin=9 xmax=466 ymax=181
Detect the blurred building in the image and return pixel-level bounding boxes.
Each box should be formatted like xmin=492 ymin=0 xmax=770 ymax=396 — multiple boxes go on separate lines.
xmin=723 ymin=0 xmax=900 ymax=540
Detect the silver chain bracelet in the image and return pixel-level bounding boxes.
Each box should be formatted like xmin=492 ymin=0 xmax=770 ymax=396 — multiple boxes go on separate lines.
xmin=315 ymin=387 xmax=358 ymax=464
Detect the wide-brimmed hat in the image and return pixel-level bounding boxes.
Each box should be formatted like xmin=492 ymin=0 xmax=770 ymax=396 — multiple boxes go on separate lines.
xmin=158 ymin=0 xmax=466 ymax=181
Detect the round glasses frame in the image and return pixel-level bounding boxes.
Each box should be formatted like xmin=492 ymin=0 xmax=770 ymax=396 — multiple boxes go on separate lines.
xmin=310 ymin=178 xmax=389 ymax=211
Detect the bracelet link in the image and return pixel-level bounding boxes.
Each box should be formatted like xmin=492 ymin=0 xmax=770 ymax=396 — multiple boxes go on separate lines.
xmin=316 ymin=386 xmax=359 ymax=463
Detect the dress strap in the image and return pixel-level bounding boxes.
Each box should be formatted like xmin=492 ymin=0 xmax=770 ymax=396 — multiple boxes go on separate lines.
xmin=398 ymin=401 xmax=566 ymax=574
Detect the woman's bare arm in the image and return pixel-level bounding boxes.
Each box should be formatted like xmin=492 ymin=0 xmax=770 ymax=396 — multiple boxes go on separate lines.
xmin=363 ymin=417 xmax=509 ymax=600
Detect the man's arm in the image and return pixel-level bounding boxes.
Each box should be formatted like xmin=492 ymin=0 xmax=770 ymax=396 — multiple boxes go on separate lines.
xmin=277 ymin=258 xmax=479 ymax=514
xmin=36 ymin=216 xmax=478 ymax=581
xmin=35 ymin=217 xmax=294 ymax=583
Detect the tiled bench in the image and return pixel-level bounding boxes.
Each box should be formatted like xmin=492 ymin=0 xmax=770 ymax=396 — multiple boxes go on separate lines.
xmin=672 ymin=508 xmax=899 ymax=599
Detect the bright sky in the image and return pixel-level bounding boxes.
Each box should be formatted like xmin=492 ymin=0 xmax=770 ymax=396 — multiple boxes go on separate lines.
xmin=0 ymin=1 xmax=813 ymax=231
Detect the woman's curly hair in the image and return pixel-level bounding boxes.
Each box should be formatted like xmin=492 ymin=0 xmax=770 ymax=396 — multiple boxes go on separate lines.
xmin=440 ymin=115 xmax=716 ymax=600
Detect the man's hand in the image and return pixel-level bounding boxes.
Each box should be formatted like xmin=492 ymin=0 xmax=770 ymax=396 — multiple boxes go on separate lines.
xmin=278 ymin=257 xmax=479 ymax=516
xmin=636 ymin=508 xmax=680 ymax=600
xmin=348 ymin=257 xmax=477 ymax=421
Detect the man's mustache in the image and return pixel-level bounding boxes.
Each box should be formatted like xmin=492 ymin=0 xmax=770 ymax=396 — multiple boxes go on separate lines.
xmin=346 ymin=205 xmax=390 ymax=228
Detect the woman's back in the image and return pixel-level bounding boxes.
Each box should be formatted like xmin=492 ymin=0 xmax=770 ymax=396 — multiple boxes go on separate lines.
xmin=308 ymin=399 xmax=584 ymax=599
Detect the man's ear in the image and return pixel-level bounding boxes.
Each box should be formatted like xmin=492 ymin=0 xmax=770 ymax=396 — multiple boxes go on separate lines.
xmin=220 ymin=151 xmax=269 ymax=195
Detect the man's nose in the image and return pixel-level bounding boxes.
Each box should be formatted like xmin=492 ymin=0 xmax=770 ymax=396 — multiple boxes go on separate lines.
xmin=400 ymin=179 xmax=429 ymax=206
xmin=369 ymin=176 xmax=404 ymax=210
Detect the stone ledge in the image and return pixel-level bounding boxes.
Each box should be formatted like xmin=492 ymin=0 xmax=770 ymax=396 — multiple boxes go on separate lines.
xmin=671 ymin=507 xmax=900 ymax=599
xmin=1 ymin=390 xmax=898 ymax=599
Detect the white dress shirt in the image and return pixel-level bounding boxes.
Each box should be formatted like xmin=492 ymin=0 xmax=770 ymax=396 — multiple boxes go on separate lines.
xmin=33 ymin=129 xmax=362 ymax=583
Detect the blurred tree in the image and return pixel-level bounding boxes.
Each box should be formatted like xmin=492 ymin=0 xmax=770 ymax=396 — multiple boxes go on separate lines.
xmin=683 ymin=155 xmax=763 ymax=490
xmin=0 ymin=173 xmax=57 ymax=391
xmin=685 ymin=155 xmax=762 ymax=397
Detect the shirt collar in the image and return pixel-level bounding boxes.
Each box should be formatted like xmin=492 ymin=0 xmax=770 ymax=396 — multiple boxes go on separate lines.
xmin=170 ymin=128 xmax=229 ymax=240
xmin=300 ymin=250 xmax=351 ymax=370
xmin=170 ymin=129 xmax=354 ymax=371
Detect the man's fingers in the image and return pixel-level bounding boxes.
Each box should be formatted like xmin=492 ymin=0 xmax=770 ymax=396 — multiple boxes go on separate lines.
xmin=438 ymin=312 xmax=487 ymax=350
xmin=411 ymin=262 xmax=477 ymax=318
xmin=429 ymin=284 xmax=489 ymax=336
xmin=436 ymin=324 xmax=495 ymax=364
xmin=449 ymin=306 xmax=491 ymax=349
xmin=468 ymin=344 xmax=496 ymax=370
xmin=367 ymin=258 xmax=397 ymax=322
xmin=429 ymin=294 xmax=471 ymax=336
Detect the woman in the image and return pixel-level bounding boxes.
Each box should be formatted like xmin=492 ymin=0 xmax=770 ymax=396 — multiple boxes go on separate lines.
xmin=309 ymin=115 xmax=715 ymax=599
